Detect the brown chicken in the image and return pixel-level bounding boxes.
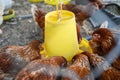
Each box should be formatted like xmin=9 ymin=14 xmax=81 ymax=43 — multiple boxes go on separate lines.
xmin=15 ymin=56 xmax=67 ymax=80
xmin=89 ymin=28 xmax=116 ymax=56
xmin=0 ymin=40 xmax=41 ymax=76
xmin=62 ymin=4 xmax=90 ymax=26
xmin=89 ymin=0 xmax=105 ymax=9
xmin=62 ymin=0 xmax=103 ymax=35
xmin=84 ymin=52 xmax=120 ymax=80
xmin=62 ymin=53 xmax=94 ymax=80
xmin=89 ymin=28 xmax=120 ymax=72
xmin=112 ymin=56 xmax=120 ymax=70
xmin=32 ymin=5 xmax=46 ymax=30
xmin=32 ymin=5 xmax=82 ymax=43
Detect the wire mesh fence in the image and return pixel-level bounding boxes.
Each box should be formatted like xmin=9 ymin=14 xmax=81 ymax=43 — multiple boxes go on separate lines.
xmin=103 ymin=0 xmax=120 ymax=5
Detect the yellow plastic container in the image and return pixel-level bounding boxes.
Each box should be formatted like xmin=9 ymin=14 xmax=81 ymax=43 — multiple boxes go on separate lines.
xmin=44 ymin=0 xmax=70 ymax=5
xmin=44 ymin=10 xmax=79 ymax=61
xmin=3 ymin=9 xmax=15 ymax=21
xmin=28 ymin=0 xmax=43 ymax=3
xmin=79 ymin=38 xmax=93 ymax=53
xmin=40 ymin=38 xmax=93 ymax=59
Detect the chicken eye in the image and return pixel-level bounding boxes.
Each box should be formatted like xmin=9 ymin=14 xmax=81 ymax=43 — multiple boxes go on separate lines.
xmin=92 ymin=33 xmax=100 ymax=41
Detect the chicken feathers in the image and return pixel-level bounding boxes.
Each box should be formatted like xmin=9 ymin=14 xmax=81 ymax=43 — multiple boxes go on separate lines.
xmin=62 ymin=53 xmax=94 ymax=80
xmin=15 ymin=56 xmax=67 ymax=80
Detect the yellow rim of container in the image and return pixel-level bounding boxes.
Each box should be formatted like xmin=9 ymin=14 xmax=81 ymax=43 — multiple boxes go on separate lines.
xmin=44 ymin=0 xmax=70 ymax=5
xmin=28 ymin=0 xmax=43 ymax=2
xmin=45 ymin=10 xmax=75 ymax=24
xmin=3 ymin=9 xmax=15 ymax=21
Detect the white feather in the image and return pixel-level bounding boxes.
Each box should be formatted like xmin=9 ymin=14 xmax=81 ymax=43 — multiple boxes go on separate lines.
xmin=31 ymin=4 xmax=37 ymax=21
xmin=31 ymin=4 xmax=39 ymax=32
xmin=100 ymin=21 xmax=108 ymax=28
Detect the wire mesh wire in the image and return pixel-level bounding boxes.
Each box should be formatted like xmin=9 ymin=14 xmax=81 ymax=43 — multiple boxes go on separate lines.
xmin=103 ymin=0 xmax=120 ymax=5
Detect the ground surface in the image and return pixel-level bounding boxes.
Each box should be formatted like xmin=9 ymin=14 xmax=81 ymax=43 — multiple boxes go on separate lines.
xmin=0 ymin=0 xmax=93 ymax=47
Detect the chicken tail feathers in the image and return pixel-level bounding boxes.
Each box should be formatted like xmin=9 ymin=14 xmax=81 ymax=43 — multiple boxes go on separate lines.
xmin=31 ymin=4 xmax=46 ymax=29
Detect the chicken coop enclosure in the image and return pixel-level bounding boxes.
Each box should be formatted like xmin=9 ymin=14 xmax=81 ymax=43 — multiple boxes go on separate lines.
xmin=90 ymin=3 xmax=120 ymax=28
xmin=0 ymin=0 xmax=120 ymax=80
xmin=103 ymin=0 xmax=120 ymax=4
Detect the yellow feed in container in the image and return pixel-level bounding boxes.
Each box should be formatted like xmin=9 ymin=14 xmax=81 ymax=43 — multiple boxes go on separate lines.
xmin=45 ymin=10 xmax=79 ymax=61
xmin=44 ymin=0 xmax=70 ymax=5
